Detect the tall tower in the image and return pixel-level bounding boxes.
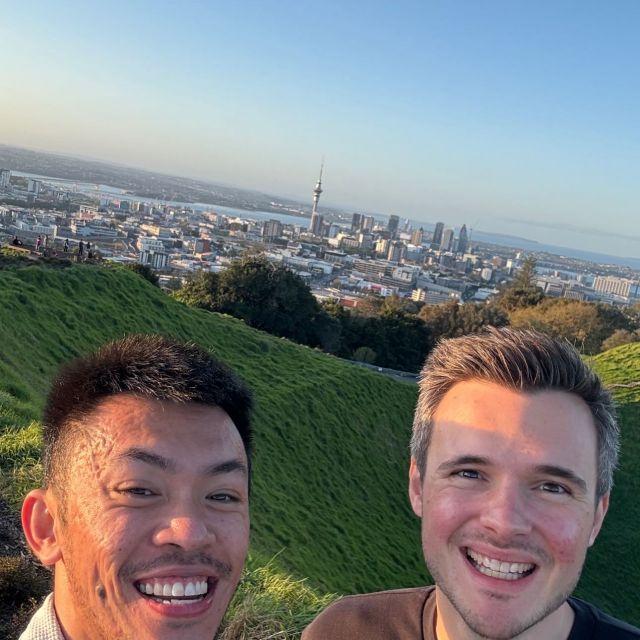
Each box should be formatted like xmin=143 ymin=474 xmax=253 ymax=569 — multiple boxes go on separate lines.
xmin=457 ymin=224 xmax=468 ymax=254
xmin=309 ymin=164 xmax=323 ymax=235
xmin=432 ymin=221 xmax=444 ymax=248
xmin=441 ymin=228 xmax=454 ymax=252
xmin=387 ymin=214 xmax=399 ymax=238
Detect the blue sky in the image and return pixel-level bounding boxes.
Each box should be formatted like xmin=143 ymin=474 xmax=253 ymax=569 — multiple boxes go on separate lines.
xmin=2 ymin=1 xmax=639 ymax=258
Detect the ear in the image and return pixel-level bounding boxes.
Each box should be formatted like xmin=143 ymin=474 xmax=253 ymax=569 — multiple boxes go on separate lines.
xmin=408 ymin=457 xmax=424 ymax=517
xmin=588 ymin=492 xmax=610 ymax=547
xmin=22 ymin=489 xmax=63 ymax=566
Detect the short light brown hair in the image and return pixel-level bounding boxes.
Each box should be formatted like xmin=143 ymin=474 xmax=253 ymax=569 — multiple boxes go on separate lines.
xmin=411 ymin=327 xmax=618 ymax=499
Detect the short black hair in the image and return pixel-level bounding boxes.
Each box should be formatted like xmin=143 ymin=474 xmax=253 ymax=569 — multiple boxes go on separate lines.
xmin=42 ymin=334 xmax=253 ymax=488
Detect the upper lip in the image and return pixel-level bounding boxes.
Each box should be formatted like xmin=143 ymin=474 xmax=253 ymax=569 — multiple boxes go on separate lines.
xmin=464 ymin=545 xmax=539 ymax=565
xmin=134 ymin=567 xmax=220 ymax=581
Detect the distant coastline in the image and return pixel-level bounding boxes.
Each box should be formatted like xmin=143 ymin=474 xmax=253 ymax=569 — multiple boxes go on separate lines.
xmin=10 ymin=170 xmax=640 ymax=272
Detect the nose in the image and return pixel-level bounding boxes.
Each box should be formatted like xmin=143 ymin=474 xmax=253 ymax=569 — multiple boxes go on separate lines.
xmin=478 ymin=481 xmax=532 ymax=540
xmin=153 ymin=509 xmax=214 ymax=550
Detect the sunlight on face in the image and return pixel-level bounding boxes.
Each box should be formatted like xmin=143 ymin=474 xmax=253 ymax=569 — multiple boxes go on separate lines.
xmin=409 ymin=380 xmax=608 ymax=640
xmin=53 ymin=395 xmax=250 ymax=640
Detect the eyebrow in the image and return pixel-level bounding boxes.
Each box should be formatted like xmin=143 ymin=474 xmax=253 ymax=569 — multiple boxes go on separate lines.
xmin=436 ymin=455 xmax=490 ymax=473
xmin=117 ymin=448 xmax=248 ymax=477
xmin=437 ymin=456 xmax=588 ymax=493
xmin=534 ymin=464 xmax=588 ymax=493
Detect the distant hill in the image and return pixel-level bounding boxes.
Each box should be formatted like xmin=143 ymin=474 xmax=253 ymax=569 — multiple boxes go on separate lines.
xmin=0 ymin=262 xmax=638 ymax=634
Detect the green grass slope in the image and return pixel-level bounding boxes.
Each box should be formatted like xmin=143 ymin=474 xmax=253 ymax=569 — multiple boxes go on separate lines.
xmin=1 ymin=263 xmax=639 ymax=630
xmin=0 ymin=263 xmax=424 ymax=597
xmin=578 ymin=343 xmax=640 ymax=620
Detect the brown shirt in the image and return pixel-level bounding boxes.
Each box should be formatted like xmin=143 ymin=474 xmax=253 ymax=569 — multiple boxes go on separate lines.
xmin=302 ymin=587 xmax=437 ymax=640
xmin=302 ymin=586 xmax=640 ymax=639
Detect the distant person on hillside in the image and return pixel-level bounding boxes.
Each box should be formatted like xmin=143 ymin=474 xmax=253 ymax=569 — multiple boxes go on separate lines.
xmin=35 ymin=235 xmax=42 ymax=252
xmin=77 ymin=240 xmax=84 ymax=261
xmin=303 ymin=328 xmax=640 ymax=639
xmin=12 ymin=235 xmax=23 ymax=246
xmin=63 ymin=238 xmax=69 ymax=253
xmin=19 ymin=334 xmax=253 ymax=640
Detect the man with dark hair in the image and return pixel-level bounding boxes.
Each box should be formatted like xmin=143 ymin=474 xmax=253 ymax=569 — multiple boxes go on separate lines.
xmin=303 ymin=328 xmax=640 ymax=639
xmin=20 ymin=334 xmax=253 ymax=640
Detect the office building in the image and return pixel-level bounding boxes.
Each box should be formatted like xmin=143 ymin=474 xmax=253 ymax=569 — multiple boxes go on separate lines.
xmin=387 ymin=214 xmax=399 ymax=238
xmin=457 ymin=224 xmax=468 ymax=254
xmin=440 ymin=227 xmax=454 ymax=252
xmin=432 ymin=221 xmax=444 ymax=247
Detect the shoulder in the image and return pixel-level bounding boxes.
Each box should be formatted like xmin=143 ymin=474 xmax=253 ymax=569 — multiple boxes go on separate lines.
xmin=302 ymin=587 xmax=434 ymax=640
xmin=569 ymin=597 xmax=640 ymax=639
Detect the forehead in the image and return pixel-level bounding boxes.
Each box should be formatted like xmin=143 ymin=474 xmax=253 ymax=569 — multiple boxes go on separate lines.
xmin=429 ymin=380 xmax=598 ymax=474
xmin=70 ymin=394 xmax=246 ymax=465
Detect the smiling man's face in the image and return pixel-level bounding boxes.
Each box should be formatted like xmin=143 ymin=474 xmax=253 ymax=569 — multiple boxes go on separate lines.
xmin=409 ymin=380 xmax=608 ymax=640
xmin=48 ymin=394 xmax=249 ymax=640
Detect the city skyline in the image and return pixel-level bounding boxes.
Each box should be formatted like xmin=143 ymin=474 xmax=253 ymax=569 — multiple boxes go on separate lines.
xmin=1 ymin=1 xmax=639 ymax=259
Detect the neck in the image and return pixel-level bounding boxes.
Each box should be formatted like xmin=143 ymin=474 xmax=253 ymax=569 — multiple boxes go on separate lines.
xmin=433 ymin=587 xmax=575 ymax=640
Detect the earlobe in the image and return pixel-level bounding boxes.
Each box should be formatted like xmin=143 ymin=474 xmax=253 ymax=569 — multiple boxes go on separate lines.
xmin=22 ymin=489 xmax=63 ymax=566
xmin=588 ymin=493 xmax=610 ymax=547
xmin=408 ymin=458 xmax=423 ymax=517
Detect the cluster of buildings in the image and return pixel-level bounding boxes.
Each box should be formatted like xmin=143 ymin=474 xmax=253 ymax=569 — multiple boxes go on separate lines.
xmin=0 ymin=166 xmax=638 ymax=309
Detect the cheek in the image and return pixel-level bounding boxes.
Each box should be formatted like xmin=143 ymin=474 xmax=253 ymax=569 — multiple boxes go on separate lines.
xmin=537 ymin=510 xmax=594 ymax=564
xmin=421 ymin=491 xmax=471 ymax=541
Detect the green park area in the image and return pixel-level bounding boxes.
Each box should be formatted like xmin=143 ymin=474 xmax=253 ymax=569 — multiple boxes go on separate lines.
xmin=0 ymin=260 xmax=638 ymax=638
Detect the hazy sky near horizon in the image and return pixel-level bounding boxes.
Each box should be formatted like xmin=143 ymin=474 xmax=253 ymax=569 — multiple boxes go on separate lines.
xmin=2 ymin=1 xmax=639 ymax=258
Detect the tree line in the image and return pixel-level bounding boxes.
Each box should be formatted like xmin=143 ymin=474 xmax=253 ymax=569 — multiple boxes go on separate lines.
xmin=171 ymin=256 xmax=640 ymax=373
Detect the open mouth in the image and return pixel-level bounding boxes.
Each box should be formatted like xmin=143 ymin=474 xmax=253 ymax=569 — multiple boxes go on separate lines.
xmin=466 ymin=548 xmax=536 ymax=581
xmin=135 ymin=577 xmax=215 ymax=606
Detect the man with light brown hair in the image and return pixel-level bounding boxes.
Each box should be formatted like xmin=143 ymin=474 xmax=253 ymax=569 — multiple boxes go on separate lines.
xmin=303 ymin=328 xmax=640 ymax=639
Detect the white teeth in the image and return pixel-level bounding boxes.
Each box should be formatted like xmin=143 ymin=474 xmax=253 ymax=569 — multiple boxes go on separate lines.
xmin=467 ymin=549 xmax=534 ymax=580
xmin=137 ymin=579 xmax=210 ymax=598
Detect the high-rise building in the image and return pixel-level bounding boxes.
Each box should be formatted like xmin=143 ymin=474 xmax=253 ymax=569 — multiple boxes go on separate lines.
xmin=432 ymin=221 xmax=444 ymax=247
xmin=361 ymin=215 xmax=375 ymax=232
xmin=351 ymin=213 xmax=362 ymax=232
xmin=387 ymin=241 xmax=406 ymax=262
xmin=411 ymin=227 xmax=424 ymax=246
xmin=262 ymin=219 xmax=283 ymax=241
xmin=440 ymin=228 xmax=454 ymax=252
xmin=375 ymin=238 xmax=389 ymax=256
xmin=308 ymin=165 xmax=323 ymax=235
xmin=387 ymin=214 xmax=399 ymax=238
xmin=139 ymin=237 xmax=168 ymax=269
xmin=457 ymin=224 xmax=468 ymax=254
xmin=0 ymin=169 xmax=11 ymax=190
xmin=28 ymin=179 xmax=42 ymax=195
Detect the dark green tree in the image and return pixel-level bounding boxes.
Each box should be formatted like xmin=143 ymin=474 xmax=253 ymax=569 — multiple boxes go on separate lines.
xmin=125 ymin=263 xmax=159 ymax=286
xmin=495 ymin=256 xmax=544 ymax=312
xmin=171 ymin=271 xmax=220 ymax=309
xmin=419 ymin=301 xmax=508 ymax=341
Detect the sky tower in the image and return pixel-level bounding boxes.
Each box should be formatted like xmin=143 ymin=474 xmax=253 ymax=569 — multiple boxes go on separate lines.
xmin=309 ymin=163 xmax=323 ymax=235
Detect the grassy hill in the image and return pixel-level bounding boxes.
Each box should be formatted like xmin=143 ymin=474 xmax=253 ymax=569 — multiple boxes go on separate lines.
xmin=0 ymin=261 xmax=638 ymax=635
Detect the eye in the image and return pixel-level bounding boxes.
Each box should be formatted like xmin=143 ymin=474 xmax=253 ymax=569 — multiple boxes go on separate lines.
xmin=119 ymin=487 xmax=156 ymax=497
xmin=207 ymin=493 xmax=239 ymax=503
xmin=540 ymin=482 xmax=569 ymax=495
xmin=456 ymin=469 xmax=481 ymax=480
